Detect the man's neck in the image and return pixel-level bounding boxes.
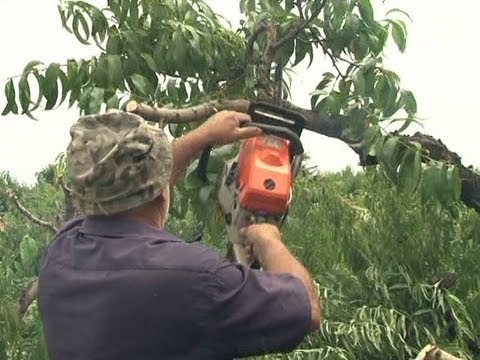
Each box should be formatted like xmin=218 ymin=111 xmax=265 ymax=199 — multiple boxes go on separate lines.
xmin=118 ymin=205 xmax=165 ymax=229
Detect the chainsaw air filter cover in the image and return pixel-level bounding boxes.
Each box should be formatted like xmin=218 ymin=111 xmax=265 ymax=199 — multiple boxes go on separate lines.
xmin=236 ymin=135 xmax=291 ymax=215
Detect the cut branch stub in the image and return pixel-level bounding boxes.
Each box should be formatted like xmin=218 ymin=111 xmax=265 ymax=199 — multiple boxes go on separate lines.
xmin=415 ymin=344 xmax=462 ymax=360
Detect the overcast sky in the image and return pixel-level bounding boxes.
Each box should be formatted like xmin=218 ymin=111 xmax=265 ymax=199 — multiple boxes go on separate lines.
xmin=0 ymin=0 xmax=478 ymax=184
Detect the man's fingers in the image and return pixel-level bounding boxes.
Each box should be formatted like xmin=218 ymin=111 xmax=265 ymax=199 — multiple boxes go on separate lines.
xmin=238 ymin=126 xmax=262 ymax=139
xmin=234 ymin=113 xmax=252 ymax=125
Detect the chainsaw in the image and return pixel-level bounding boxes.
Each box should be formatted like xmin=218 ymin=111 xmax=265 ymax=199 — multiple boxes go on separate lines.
xmin=197 ymin=102 xmax=308 ymax=267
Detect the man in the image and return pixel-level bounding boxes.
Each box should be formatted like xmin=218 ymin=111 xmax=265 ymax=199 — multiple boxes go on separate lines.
xmin=39 ymin=110 xmax=320 ymax=359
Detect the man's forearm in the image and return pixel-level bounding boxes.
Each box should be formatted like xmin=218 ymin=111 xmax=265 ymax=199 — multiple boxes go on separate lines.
xmin=169 ymin=128 xmax=210 ymax=188
xmin=259 ymin=242 xmax=321 ymax=331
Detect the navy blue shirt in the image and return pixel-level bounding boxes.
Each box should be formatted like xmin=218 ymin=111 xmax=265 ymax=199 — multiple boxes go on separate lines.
xmin=38 ymin=216 xmax=311 ymax=359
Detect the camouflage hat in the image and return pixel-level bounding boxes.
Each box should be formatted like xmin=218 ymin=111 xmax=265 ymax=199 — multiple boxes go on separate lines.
xmin=66 ymin=111 xmax=172 ymax=215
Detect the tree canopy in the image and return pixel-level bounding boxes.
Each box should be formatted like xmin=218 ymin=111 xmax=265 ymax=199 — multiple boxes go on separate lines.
xmin=2 ymin=0 xmax=479 ymax=212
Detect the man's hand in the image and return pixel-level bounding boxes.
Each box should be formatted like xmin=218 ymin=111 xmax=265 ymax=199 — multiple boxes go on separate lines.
xmin=169 ymin=111 xmax=261 ymax=187
xmin=240 ymin=224 xmax=285 ymax=265
xmin=240 ymin=223 xmax=321 ymax=331
xmin=196 ymin=111 xmax=262 ymax=146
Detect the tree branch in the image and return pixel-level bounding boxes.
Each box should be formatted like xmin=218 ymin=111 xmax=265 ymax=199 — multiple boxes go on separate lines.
xmin=256 ymin=23 xmax=277 ymax=98
xmin=127 ymin=99 xmax=480 ymax=213
xmin=245 ymin=20 xmax=267 ymax=70
xmin=296 ymin=0 xmax=305 ymax=19
xmin=0 ymin=189 xmax=57 ymax=233
xmin=273 ymin=0 xmax=325 ymax=50
xmin=126 ymin=99 xmax=249 ymax=123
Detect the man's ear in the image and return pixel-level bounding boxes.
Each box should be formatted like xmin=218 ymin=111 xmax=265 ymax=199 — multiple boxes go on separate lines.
xmin=154 ymin=188 xmax=168 ymax=202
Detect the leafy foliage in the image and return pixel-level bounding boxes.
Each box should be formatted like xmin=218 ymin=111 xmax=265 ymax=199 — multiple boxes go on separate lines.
xmin=2 ymin=169 xmax=479 ymax=359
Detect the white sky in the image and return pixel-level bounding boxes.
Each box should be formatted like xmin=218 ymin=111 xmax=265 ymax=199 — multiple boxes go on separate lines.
xmin=0 ymin=0 xmax=479 ymax=184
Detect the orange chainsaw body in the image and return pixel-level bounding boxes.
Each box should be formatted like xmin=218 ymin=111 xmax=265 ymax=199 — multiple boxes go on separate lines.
xmin=236 ymin=135 xmax=291 ymax=215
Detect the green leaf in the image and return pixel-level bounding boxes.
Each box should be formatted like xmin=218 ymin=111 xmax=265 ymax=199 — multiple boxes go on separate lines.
xmin=401 ymin=90 xmax=417 ymax=115
xmin=386 ymin=8 xmax=412 ymax=22
xmin=58 ymin=69 xmax=69 ymax=106
xmin=88 ymin=87 xmax=104 ymax=114
xmin=391 ymin=20 xmax=406 ymax=52
xmin=447 ymin=165 xmax=461 ymax=201
xmin=72 ymin=11 xmax=90 ymax=45
xmin=23 ymin=60 xmax=43 ymax=74
xmin=198 ymin=185 xmax=213 ymax=204
xmin=398 ymin=148 xmax=421 ymax=194
xmin=106 ymin=93 xmax=120 ymax=109
xmin=18 ymin=74 xmax=31 ymax=115
xmin=130 ymin=74 xmax=152 ymax=97
xmin=363 ymin=125 xmax=382 ymax=155
xmin=44 ymin=63 xmax=60 ymax=110
xmin=172 ymin=29 xmax=187 ymax=66
xmin=2 ymin=79 xmax=18 ymax=115
xmin=167 ymin=79 xmax=178 ymax=101
xmin=107 ymin=55 xmax=124 ymax=89
xmin=19 ymin=235 xmax=38 ymax=269
xmin=140 ymin=53 xmax=158 ymax=72
xmin=358 ymin=0 xmax=374 ymax=23
xmin=379 ymin=136 xmax=402 ymax=180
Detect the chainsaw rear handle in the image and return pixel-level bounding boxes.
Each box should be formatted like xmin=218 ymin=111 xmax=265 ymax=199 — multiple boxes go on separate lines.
xmin=196 ymin=123 xmax=303 ymax=183
xmin=240 ymin=122 xmax=304 ymax=157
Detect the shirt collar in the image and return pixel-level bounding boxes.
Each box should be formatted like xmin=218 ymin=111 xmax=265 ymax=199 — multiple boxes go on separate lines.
xmin=79 ymin=215 xmax=182 ymax=242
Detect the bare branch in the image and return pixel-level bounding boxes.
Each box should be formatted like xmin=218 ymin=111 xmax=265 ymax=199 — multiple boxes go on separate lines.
xmin=273 ymin=0 xmax=325 ymax=50
xmin=127 ymin=99 xmax=249 ymax=123
xmin=0 ymin=189 xmax=57 ymax=233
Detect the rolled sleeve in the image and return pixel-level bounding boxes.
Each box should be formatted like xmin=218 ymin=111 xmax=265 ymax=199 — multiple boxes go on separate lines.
xmin=205 ymin=262 xmax=311 ymax=357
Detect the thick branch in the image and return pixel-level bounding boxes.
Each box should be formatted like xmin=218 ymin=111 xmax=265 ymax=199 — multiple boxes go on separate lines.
xmin=127 ymin=99 xmax=480 ymax=212
xmin=0 ymin=189 xmax=57 ymax=233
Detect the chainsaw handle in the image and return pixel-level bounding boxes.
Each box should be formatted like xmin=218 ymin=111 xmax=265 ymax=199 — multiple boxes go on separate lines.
xmin=241 ymin=122 xmax=304 ymax=156
xmin=196 ymin=123 xmax=304 ymax=183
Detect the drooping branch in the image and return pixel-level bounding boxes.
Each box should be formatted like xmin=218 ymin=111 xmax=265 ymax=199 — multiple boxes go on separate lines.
xmin=354 ymin=132 xmax=480 ymax=213
xmin=407 ymin=133 xmax=480 ymax=211
xmin=0 ymin=189 xmax=57 ymax=233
